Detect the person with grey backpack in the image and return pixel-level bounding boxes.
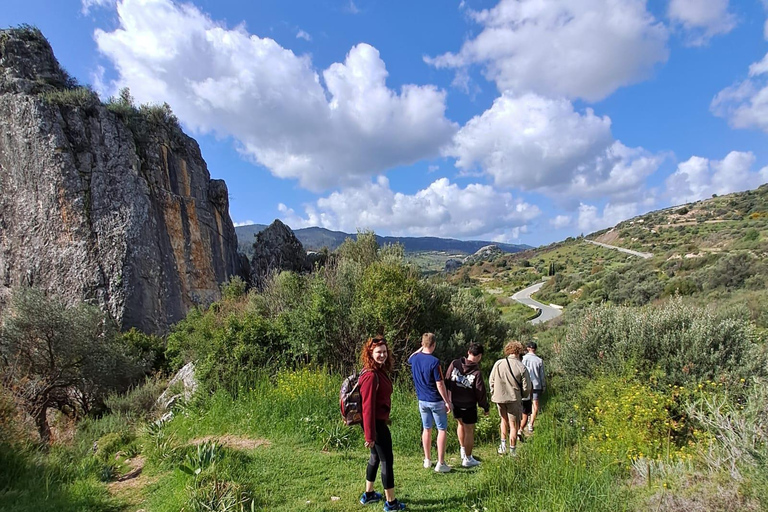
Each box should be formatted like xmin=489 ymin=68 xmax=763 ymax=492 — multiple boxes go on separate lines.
xmin=489 ymin=341 xmax=531 ymax=457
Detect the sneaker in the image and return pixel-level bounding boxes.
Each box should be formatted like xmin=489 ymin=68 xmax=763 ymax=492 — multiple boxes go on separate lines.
xmin=434 ymin=461 xmax=452 ymax=473
xmin=527 ymin=425 xmax=534 ymax=433
xmin=383 ymin=499 xmax=406 ymax=511
xmin=497 ymin=443 xmax=507 ymax=455
xmin=508 ymin=447 xmax=517 ymax=457
xmin=360 ymin=491 xmax=382 ymax=505
xmin=423 ymin=458 xmax=431 ymax=469
xmin=462 ymin=455 xmax=480 ymax=468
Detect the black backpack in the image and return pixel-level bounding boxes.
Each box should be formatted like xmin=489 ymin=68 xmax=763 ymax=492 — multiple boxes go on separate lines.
xmin=340 ymin=369 xmax=376 ymax=426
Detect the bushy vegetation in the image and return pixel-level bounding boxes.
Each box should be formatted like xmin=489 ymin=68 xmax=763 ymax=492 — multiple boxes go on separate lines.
xmin=555 ymin=297 xmax=766 ymax=389
xmin=169 ymin=233 xmax=511 ymax=394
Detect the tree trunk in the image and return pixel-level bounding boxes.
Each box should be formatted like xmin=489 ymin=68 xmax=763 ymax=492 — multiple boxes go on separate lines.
xmin=34 ymin=405 xmax=51 ymax=444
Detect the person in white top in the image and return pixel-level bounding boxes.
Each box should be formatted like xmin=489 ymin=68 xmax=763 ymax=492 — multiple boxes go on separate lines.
xmin=521 ymin=341 xmax=546 ymax=433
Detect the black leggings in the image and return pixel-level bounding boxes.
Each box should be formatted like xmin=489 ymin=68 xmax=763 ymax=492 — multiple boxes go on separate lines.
xmin=366 ymin=420 xmax=394 ymax=489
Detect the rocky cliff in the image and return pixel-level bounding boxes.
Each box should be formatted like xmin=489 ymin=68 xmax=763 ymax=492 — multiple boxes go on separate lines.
xmin=0 ymin=27 xmax=245 ymax=333
xmin=250 ymin=219 xmax=308 ymax=288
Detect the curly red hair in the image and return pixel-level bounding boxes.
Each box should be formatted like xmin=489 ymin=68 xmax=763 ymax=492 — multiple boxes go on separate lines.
xmin=503 ymin=340 xmax=525 ymax=357
xmin=361 ymin=335 xmax=394 ymax=373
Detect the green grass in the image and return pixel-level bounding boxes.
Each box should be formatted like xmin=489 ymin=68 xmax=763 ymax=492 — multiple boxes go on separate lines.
xmin=127 ymin=369 xmax=634 ymax=511
xmin=0 ymin=369 xmax=642 ymax=512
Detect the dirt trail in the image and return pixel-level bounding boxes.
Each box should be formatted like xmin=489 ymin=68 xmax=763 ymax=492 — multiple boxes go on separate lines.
xmin=189 ymin=435 xmax=270 ymax=450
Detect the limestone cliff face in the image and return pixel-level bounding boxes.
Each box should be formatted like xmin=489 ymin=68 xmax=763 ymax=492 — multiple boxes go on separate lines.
xmin=0 ymin=28 xmax=245 ymax=333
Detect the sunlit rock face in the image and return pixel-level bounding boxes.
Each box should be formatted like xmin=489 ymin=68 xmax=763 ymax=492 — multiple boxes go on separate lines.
xmin=0 ymin=27 xmax=245 ymax=333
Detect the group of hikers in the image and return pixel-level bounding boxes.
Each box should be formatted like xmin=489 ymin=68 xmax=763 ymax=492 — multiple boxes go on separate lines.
xmin=357 ymin=333 xmax=546 ymax=511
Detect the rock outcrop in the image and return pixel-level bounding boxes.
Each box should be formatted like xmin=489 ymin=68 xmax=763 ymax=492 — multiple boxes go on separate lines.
xmin=463 ymin=244 xmax=504 ymax=264
xmin=0 ymin=27 xmax=244 ymax=333
xmin=250 ymin=219 xmax=308 ymax=287
xmin=444 ymin=258 xmax=463 ymax=272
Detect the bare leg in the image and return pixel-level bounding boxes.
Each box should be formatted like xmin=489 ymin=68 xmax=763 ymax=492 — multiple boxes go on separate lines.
xmin=366 ymin=480 xmax=375 ymax=493
xmin=436 ymin=429 xmax=447 ymax=464
xmin=510 ymin=414 xmax=519 ymax=448
xmin=464 ymin=423 xmax=476 ymax=457
xmin=531 ymin=399 xmax=540 ymax=429
xmin=457 ymin=421 xmax=465 ymax=453
xmin=499 ymin=414 xmax=508 ymax=443
xmin=384 ymin=488 xmax=395 ymax=502
xmin=422 ymin=428 xmax=432 ymax=461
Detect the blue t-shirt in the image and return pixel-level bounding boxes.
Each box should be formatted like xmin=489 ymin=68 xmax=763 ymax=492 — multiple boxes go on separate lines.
xmin=409 ymin=352 xmax=444 ymax=402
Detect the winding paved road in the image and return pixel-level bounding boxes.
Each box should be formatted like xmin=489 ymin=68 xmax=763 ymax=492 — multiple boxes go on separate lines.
xmin=583 ymin=239 xmax=653 ymax=259
xmin=512 ymin=282 xmax=563 ymax=325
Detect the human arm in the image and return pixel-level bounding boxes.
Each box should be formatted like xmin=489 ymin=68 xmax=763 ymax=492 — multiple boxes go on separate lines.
xmin=475 ymin=373 xmax=490 ymax=413
xmin=436 ymin=380 xmax=451 ymax=413
xmin=359 ymin=371 xmax=377 ymax=446
xmin=488 ymin=362 xmax=497 ymax=397
xmin=521 ymin=367 xmax=532 ymax=400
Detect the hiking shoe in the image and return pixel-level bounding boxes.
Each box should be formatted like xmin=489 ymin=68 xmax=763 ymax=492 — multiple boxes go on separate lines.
xmin=423 ymin=458 xmax=431 ymax=469
xmin=434 ymin=461 xmax=452 ymax=473
xmin=360 ymin=491 xmax=382 ymax=505
xmin=462 ymin=455 xmax=480 ymax=468
xmin=383 ymin=499 xmax=406 ymax=511
xmin=497 ymin=443 xmax=507 ymax=455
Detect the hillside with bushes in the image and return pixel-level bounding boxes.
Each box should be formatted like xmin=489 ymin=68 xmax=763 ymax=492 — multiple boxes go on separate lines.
xmin=2 ymin=191 xmax=767 ymax=511
xmin=452 ymin=184 xmax=768 ymax=325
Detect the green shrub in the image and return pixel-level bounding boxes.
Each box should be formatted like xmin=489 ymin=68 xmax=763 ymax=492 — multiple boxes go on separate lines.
xmin=104 ymin=375 xmax=166 ymax=418
xmin=572 ymin=376 xmax=694 ymax=461
xmin=220 ymin=276 xmax=248 ymax=301
xmin=41 ymin=87 xmax=99 ymax=110
xmin=555 ymin=297 xmax=767 ymax=389
xmin=167 ymin=307 xmax=287 ymax=394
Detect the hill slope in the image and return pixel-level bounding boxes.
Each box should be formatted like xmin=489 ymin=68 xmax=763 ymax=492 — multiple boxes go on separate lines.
xmin=454 ymin=184 xmax=768 ymax=322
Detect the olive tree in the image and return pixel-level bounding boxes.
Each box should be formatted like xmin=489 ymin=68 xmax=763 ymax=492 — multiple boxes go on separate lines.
xmin=0 ymin=288 xmax=146 ymax=442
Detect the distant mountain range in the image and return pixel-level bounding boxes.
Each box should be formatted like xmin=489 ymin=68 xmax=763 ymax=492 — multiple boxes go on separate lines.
xmin=235 ymin=224 xmax=532 ymax=256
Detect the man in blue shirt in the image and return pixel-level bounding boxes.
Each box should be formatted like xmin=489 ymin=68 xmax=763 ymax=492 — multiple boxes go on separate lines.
xmin=408 ymin=333 xmax=452 ymax=473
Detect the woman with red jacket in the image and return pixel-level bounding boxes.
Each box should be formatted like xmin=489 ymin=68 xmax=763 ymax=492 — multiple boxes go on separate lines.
xmin=359 ymin=336 xmax=406 ymax=511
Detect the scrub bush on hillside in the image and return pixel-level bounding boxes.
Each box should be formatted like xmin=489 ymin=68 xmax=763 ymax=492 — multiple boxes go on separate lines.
xmin=555 ymin=297 xmax=767 ymax=390
xmin=167 ymin=233 xmax=512 ymax=393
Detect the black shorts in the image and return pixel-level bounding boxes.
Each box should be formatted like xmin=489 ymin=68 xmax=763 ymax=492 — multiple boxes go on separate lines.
xmin=522 ymin=399 xmax=532 ymax=415
xmin=453 ymin=405 xmax=478 ymax=425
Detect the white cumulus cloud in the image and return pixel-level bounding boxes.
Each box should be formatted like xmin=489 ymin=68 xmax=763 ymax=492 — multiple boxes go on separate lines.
xmin=550 ymin=215 xmax=572 ymax=229
xmin=426 ymin=0 xmax=668 ymax=102
xmin=712 ymin=53 xmax=768 ymax=133
xmin=446 ymin=92 xmax=662 ymax=204
xmin=665 ymin=151 xmax=768 ymax=205
xmin=81 ymin=0 xmax=116 ymax=14
xmin=668 ymin=0 xmax=736 ymax=46
xmin=94 ymin=0 xmax=457 ymax=192
xmin=278 ymin=176 xmax=541 ymax=241
xmin=577 ymin=202 xmax=640 ymax=233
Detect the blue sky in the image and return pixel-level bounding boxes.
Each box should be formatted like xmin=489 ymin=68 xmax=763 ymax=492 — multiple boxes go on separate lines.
xmin=3 ymin=0 xmax=768 ymax=246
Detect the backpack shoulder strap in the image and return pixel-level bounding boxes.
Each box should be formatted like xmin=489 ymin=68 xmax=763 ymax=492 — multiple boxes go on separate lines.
xmin=505 ymin=357 xmax=523 ymax=391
